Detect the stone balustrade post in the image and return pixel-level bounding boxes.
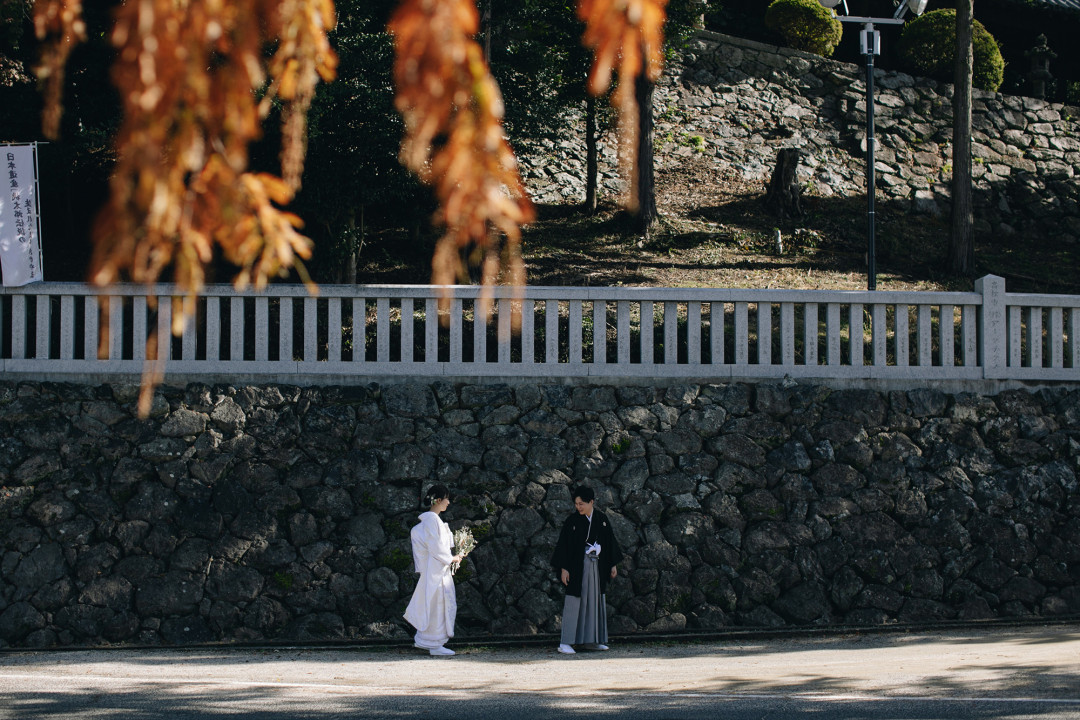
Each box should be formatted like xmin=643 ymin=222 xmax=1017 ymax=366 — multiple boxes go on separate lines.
xmin=975 ymin=274 xmax=1006 ymax=379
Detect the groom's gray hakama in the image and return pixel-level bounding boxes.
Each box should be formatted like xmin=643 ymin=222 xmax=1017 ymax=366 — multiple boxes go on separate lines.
xmin=560 ymin=555 xmax=608 ymax=645
xmin=551 ymin=509 xmax=623 ymax=647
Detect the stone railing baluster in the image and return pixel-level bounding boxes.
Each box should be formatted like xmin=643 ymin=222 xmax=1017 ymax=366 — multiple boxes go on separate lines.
xmin=2 ymin=276 xmax=1075 ymax=383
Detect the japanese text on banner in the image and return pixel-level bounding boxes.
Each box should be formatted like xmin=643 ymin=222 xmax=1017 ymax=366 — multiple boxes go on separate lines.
xmin=0 ymin=144 xmax=43 ymax=286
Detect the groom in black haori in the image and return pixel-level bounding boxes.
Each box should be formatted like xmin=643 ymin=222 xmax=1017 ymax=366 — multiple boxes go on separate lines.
xmin=551 ymin=486 xmax=623 ymax=654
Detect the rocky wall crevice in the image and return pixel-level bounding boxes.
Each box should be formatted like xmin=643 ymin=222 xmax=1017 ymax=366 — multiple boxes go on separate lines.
xmin=1 ymin=379 xmax=1079 ymax=648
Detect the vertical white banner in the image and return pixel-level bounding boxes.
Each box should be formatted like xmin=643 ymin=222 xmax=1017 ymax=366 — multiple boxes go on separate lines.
xmin=0 ymin=143 xmax=44 ymax=286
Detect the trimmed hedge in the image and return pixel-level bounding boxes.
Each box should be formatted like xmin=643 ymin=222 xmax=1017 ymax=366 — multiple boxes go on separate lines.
xmin=764 ymin=0 xmax=843 ymax=58
xmin=896 ymin=9 xmax=1005 ymax=92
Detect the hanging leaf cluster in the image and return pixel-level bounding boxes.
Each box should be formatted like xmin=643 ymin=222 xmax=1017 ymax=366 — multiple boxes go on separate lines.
xmin=33 ymin=0 xmax=85 ymax=140
xmin=388 ymin=0 xmax=534 ymax=292
xmin=31 ymin=0 xmax=666 ymax=409
xmin=35 ymin=0 xmax=337 ymax=310
xmin=34 ymin=0 xmax=666 ymax=298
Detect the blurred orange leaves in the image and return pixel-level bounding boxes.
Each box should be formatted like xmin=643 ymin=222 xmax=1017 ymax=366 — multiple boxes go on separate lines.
xmin=579 ymin=0 xmax=668 ymax=95
xmin=386 ymin=0 xmax=666 ymax=304
xmin=34 ymin=0 xmax=666 ymax=299
xmin=34 ymin=0 xmax=338 ymax=415
xmin=389 ymin=0 xmax=534 ymax=298
xmin=33 ymin=0 xmax=85 ymax=140
xmin=32 ymin=0 xmax=666 ymax=400
xmin=34 ymin=0 xmax=336 ymax=313
xmin=88 ymin=0 xmax=337 ymax=304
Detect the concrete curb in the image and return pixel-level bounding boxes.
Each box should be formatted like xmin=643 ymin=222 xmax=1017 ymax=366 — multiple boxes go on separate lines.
xmin=6 ymin=614 xmax=1077 ymax=654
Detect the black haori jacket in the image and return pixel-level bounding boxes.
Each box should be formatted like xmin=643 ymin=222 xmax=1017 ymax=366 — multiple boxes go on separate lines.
xmin=551 ymin=509 xmax=624 ymax=598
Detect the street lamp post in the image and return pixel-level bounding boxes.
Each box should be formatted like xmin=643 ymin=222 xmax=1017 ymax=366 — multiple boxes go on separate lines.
xmin=818 ymin=0 xmax=927 ymax=290
xmin=862 ymin=23 xmax=880 ymax=290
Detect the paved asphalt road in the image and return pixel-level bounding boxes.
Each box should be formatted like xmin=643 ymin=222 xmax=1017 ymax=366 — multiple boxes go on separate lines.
xmin=2 ymin=624 xmax=1079 ymax=719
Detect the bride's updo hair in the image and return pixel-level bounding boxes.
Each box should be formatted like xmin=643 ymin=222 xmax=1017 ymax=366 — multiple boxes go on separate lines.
xmin=423 ymin=484 xmax=450 ymax=509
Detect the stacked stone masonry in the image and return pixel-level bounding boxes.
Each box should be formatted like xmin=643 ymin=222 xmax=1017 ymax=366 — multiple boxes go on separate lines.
xmin=521 ymin=31 xmax=1080 ymax=243
xmin=1 ymin=379 xmax=1079 ymax=648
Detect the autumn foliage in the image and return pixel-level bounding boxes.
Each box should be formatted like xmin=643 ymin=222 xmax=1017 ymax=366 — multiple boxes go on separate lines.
xmin=32 ymin=0 xmax=85 ymax=140
xmin=32 ymin=0 xmax=666 ymax=409
xmin=388 ymin=0 xmax=534 ymax=293
xmin=34 ymin=0 xmax=339 ymax=413
xmin=85 ymin=0 xmax=337 ymax=307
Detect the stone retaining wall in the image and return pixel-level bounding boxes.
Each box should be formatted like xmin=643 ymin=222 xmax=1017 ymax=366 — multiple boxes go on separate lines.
xmin=1 ymin=379 xmax=1079 ymax=648
xmin=522 ymin=31 xmax=1080 ymax=242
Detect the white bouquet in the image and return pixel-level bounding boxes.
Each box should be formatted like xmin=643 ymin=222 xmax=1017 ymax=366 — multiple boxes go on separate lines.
xmin=451 ymin=526 xmax=477 ymax=574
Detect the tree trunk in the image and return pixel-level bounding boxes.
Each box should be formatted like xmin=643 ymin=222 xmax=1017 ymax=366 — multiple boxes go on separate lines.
xmin=764 ymin=148 xmax=803 ymax=220
xmin=481 ymin=0 xmax=492 ymax=63
xmin=584 ymin=94 xmax=599 ymax=214
xmin=950 ymin=0 xmax=975 ymax=275
xmin=633 ymin=73 xmax=658 ymax=235
xmin=345 ymin=205 xmax=361 ymax=285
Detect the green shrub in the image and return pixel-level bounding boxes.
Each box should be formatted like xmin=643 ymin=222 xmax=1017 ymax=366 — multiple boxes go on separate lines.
xmin=764 ymin=0 xmax=843 ymax=57
xmin=896 ymin=9 xmax=1005 ymax=92
xmin=1067 ymin=81 xmax=1080 ymax=105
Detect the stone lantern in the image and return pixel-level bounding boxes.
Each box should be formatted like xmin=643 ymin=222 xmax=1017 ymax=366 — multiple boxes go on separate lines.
xmin=1025 ymin=34 xmax=1056 ymax=100
xmin=690 ymin=0 xmax=708 ymax=29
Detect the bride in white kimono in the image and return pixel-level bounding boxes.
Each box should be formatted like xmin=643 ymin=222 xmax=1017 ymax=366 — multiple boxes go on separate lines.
xmin=403 ymin=484 xmax=462 ymax=656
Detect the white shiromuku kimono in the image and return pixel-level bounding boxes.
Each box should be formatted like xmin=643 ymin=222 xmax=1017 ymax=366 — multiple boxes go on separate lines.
xmin=403 ymin=511 xmax=457 ymax=649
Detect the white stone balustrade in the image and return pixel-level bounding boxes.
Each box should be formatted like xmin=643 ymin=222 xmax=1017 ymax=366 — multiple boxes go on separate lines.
xmin=1 ymin=275 xmax=1077 ymax=385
